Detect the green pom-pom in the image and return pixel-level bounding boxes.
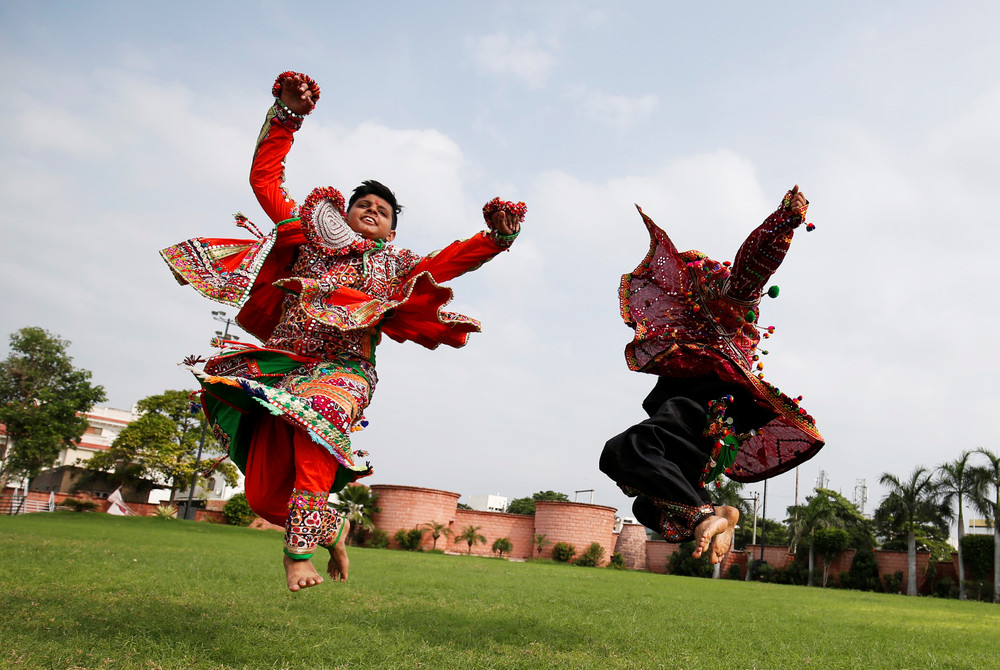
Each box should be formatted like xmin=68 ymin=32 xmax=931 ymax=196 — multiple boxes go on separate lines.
xmin=744 ymin=310 xmax=756 ymax=323
xmin=767 ymin=285 xmax=780 ymax=298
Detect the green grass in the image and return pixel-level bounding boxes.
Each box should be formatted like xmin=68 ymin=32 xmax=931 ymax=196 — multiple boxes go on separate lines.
xmin=1 ymin=513 xmax=998 ymax=669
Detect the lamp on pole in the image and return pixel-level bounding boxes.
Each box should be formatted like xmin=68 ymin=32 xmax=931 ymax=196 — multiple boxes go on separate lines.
xmin=183 ymin=310 xmax=239 ymax=520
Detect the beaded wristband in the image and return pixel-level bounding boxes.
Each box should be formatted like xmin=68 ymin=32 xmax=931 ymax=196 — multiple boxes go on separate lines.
xmin=271 ymin=101 xmax=304 ymax=130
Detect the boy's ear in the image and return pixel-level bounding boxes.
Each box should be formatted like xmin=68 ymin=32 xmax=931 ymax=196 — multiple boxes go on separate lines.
xmin=385 ymin=230 xmax=396 ymax=243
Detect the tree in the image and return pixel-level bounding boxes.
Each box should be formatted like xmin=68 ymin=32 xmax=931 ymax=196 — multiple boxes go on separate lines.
xmin=492 ymin=537 xmax=513 ymax=557
xmin=532 ymin=533 xmax=550 ymax=559
xmin=876 ymin=467 xmax=951 ymax=596
xmin=332 ymin=484 xmax=381 ymax=546
xmin=456 ymin=525 xmax=486 ymax=555
xmin=971 ymin=448 xmax=1000 ymax=603
xmin=83 ymin=390 xmax=238 ymax=501
xmin=787 ymin=490 xmax=842 ymax=586
xmin=0 ymin=327 xmax=106 ymax=489
xmin=813 ymin=527 xmax=850 ymax=587
xmin=937 ymin=451 xmax=979 ymax=600
xmin=506 ymin=490 xmax=570 ymax=515
xmin=421 ymin=520 xmax=453 ymax=551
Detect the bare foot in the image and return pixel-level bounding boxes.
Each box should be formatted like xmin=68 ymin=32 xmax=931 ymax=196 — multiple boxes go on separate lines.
xmin=692 ymin=515 xmax=728 ymax=562
xmin=283 ymin=554 xmax=324 ymax=592
xmin=709 ymin=505 xmax=739 ymax=564
xmin=326 ymin=519 xmax=350 ymax=582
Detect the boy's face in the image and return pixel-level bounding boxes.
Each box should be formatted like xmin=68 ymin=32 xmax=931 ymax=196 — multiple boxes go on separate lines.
xmin=347 ymin=194 xmax=396 ymax=242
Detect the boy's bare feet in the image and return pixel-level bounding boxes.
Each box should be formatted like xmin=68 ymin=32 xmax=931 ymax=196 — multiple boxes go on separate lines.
xmin=326 ymin=519 xmax=350 ymax=582
xmin=692 ymin=505 xmax=739 ymax=564
xmin=283 ymin=554 xmax=324 ymax=592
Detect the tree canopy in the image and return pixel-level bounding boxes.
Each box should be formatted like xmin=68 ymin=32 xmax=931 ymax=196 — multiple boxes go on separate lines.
xmin=506 ymin=490 xmax=569 ymax=515
xmin=0 ymin=327 xmax=106 ymax=488
xmin=83 ymin=390 xmax=237 ymax=499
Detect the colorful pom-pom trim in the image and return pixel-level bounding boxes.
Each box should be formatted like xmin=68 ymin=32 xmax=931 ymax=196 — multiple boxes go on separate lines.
xmin=482 ymin=197 xmax=527 ymax=228
xmin=271 ymin=71 xmax=321 ymax=110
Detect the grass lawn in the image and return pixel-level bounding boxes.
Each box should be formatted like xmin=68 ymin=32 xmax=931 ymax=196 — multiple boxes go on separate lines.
xmin=1 ymin=513 xmax=997 ymax=670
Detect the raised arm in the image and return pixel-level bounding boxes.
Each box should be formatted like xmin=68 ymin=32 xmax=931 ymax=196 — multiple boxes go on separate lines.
xmin=249 ymin=72 xmax=321 ymax=224
xmin=401 ymin=199 xmax=525 ymax=283
xmin=728 ymin=185 xmax=809 ymax=301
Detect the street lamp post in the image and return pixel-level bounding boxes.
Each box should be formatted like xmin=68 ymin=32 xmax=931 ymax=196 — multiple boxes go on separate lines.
xmin=183 ymin=310 xmax=239 ymax=520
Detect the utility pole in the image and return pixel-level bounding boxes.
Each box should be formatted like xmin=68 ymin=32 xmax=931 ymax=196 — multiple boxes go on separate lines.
xmin=183 ymin=310 xmax=239 ymax=520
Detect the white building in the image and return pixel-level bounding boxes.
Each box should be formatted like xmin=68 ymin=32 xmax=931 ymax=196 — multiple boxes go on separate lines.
xmin=467 ymin=493 xmax=508 ymax=513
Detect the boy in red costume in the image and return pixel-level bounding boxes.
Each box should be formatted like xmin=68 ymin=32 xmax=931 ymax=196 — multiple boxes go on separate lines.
xmin=162 ymin=72 xmax=524 ymax=591
xmin=600 ymin=187 xmax=823 ymax=564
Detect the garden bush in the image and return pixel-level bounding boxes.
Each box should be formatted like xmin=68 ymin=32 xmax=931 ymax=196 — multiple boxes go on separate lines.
xmin=221 ymin=493 xmax=256 ymax=526
xmin=552 ymin=542 xmax=576 ymax=562
xmin=366 ymin=528 xmax=390 ymax=549
xmin=574 ymin=542 xmax=605 ymax=567
xmin=394 ymin=528 xmax=425 ymax=551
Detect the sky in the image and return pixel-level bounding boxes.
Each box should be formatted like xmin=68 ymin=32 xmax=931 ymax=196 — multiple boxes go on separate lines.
xmin=2 ymin=0 xmax=999 ymax=532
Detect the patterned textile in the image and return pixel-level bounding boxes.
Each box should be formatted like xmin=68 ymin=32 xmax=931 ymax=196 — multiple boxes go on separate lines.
xmin=621 ymin=485 xmax=715 ymax=542
xmin=197 ymin=345 xmax=375 ymax=488
xmin=619 ymin=202 xmax=823 ymax=482
xmin=285 ymin=488 xmax=340 ymax=558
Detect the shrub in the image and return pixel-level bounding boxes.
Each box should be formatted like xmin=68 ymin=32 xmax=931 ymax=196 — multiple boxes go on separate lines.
xmin=574 ymin=542 xmax=605 ymax=567
xmin=748 ymin=559 xmax=774 ymax=582
xmin=882 ymin=571 xmax=903 ymax=594
xmin=960 ymin=534 xmax=994 ymax=580
xmin=841 ymin=548 xmax=880 ymax=591
xmin=726 ymin=563 xmax=743 ymax=580
xmin=394 ymin=528 xmax=425 ymax=551
xmin=221 ymin=493 xmax=256 ymax=526
xmin=366 ymin=528 xmax=390 ymax=549
xmin=933 ymin=576 xmax=957 ymax=599
xmin=60 ymin=498 xmax=100 ymax=513
xmin=492 ymin=537 xmax=513 ymax=558
xmin=668 ymin=541 xmax=712 ymax=578
xmin=154 ymin=504 xmax=177 ymax=520
xmin=552 ymin=542 xmax=576 ymax=562
xmin=608 ymin=553 xmax=626 ymax=570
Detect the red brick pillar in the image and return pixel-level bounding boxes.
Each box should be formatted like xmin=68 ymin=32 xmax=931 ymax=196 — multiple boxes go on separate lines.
xmin=534 ymin=500 xmax=617 ymax=566
xmin=614 ymin=523 xmax=649 ymax=570
xmin=369 ymin=484 xmax=460 ymax=550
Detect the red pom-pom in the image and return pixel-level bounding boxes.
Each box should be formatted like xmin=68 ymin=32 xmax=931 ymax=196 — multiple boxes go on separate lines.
xmin=482 ymin=197 xmax=527 ymax=228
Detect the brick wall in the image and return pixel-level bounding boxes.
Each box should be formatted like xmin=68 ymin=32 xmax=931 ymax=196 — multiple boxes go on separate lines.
xmin=534 ymin=500 xmax=617 ymax=567
xmin=451 ymin=509 xmax=535 ymax=558
xmin=875 ymin=549 xmax=932 ymax=594
xmin=645 ymin=541 xmax=681 ymax=574
xmin=369 ymin=484 xmax=461 ymax=550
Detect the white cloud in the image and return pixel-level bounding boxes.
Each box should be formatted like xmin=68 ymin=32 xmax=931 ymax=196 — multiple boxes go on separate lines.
xmin=566 ymin=85 xmax=658 ymax=132
xmin=466 ymin=32 xmax=556 ymax=89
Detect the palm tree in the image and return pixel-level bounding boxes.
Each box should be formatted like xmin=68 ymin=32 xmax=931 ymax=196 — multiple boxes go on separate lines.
xmin=532 ymin=533 xmax=550 ymax=559
xmin=421 ymin=520 xmax=453 ymax=551
xmin=937 ymin=451 xmax=977 ymax=600
xmin=877 ymin=467 xmax=951 ymax=596
xmin=972 ymin=448 xmax=1000 ymax=603
xmin=456 ymin=525 xmax=486 ymax=555
xmin=492 ymin=537 xmax=513 ymax=557
xmin=332 ymin=484 xmax=381 ymax=546
xmin=787 ymin=492 xmax=840 ymax=586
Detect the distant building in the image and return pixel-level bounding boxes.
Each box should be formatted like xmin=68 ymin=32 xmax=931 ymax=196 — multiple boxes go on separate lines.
xmin=466 ymin=493 xmax=508 ymax=513
xmin=968 ymin=518 xmax=995 ymax=535
xmin=17 ymin=406 xmax=242 ymax=504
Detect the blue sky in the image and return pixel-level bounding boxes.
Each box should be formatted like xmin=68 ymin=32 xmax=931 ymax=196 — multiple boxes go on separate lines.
xmin=2 ymin=1 xmax=999 ymax=528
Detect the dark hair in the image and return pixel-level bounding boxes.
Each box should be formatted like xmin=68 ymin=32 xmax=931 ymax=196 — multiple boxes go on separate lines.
xmin=348 ymin=180 xmax=402 ymax=229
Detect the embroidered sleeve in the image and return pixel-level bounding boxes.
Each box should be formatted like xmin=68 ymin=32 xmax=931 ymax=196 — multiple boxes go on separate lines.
xmin=728 ymin=206 xmax=802 ymax=302
xmin=249 ymin=103 xmax=300 ymax=225
xmin=400 ymin=232 xmax=505 ymax=284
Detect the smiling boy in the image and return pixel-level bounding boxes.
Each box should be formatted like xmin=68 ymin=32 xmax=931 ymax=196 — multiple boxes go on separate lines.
xmin=162 ymin=72 xmax=524 ymax=591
